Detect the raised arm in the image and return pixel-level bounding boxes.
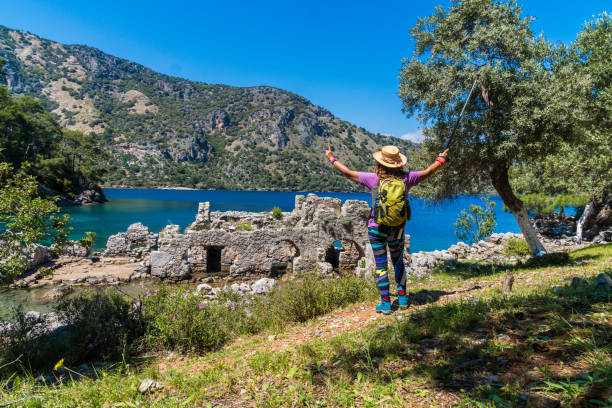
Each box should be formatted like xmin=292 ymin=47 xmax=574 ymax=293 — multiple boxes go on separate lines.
xmin=418 ymin=149 xmax=449 ymax=182
xmin=325 ymin=143 xmax=360 ymax=183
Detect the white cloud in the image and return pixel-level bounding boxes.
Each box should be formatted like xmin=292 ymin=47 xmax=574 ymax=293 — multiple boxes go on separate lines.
xmin=400 ymin=129 xmax=425 ymax=143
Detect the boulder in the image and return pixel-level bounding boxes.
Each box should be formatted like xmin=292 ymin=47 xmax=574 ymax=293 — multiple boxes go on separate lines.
xmin=594 ymin=273 xmax=612 ymax=290
xmin=251 ymin=278 xmax=275 ymax=294
xmin=28 ymin=244 xmax=50 ymax=269
xmin=570 ymin=277 xmax=589 ymax=289
xmin=64 ymin=243 xmax=89 ymax=258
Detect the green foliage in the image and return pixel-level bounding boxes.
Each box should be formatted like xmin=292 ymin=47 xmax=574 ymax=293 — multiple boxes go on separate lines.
xmin=143 ymin=274 xmax=374 ymax=353
xmin=143 ymin=286 xmax=235 ymax=352
xmin=454 ymin=196 xmax=497 ymax=244
xmin=1 ymin=291 xmax=145 ymax=375
xmin=502 ymin=193 xmax=589 ymax=217
xmin=509 ymin=13 xmax=611 ymax=199
xmin=399 ymin=0 xmax=581 ymax=201
xmin=0 ymin=59 xmax=107 ymax=198
xmin=236 ymin=222 xmax=252 ymax=231
xmin=260 ymin=273 xmax=374 ymax=324
xmin=0 ymin=161 xmax=72 ymax=283
xmin=398 ymin=0 xmax=584 ymax=254
xmin=504 ymin=238 xmax=531 ymax=257
xmin=78 ymin=231 xmax=96 ymax=249
xmin=37 ymin=266 xmax=53 ymax=278
xmin=55 ymin=290 xmax=146 ymax=363
xmin=271 ymin=206 xmax=283 ymax=219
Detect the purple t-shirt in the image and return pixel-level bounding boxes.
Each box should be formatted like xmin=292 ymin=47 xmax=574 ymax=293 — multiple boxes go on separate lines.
xmin=358 ymin=171 xmax=421 ymax=228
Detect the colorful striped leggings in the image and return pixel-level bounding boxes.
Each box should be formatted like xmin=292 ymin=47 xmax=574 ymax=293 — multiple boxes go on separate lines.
xmin=368 ymin=224 xmax=406 ymax=303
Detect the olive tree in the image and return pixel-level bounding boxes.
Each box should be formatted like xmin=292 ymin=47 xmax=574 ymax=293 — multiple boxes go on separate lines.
xmin=399 ymin=0 xmax=584 ymax=254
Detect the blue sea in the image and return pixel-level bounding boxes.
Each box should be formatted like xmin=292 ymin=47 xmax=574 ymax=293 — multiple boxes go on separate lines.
xmin=62 ymin=188 xmax=525 ymax=253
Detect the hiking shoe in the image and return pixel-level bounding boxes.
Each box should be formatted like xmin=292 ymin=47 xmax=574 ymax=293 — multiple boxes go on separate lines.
xmin=375 ymin=301 xmax=392 ymax=315
xmin=398 ymin=295 xmax=410 ymax=309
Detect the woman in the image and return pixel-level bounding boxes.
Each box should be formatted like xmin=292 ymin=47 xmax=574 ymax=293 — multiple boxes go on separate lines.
xmin=325 ymin=143 xmax=448 ymax=314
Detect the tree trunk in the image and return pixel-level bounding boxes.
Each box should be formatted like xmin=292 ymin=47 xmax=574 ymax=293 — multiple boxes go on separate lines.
xmin=490 ymin=164 xmax=547 ymax=255
xmin=575 ymin=202 xmax=594 ymax=244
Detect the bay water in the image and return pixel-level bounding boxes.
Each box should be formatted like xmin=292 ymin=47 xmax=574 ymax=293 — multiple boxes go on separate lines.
xmin=64 ymin=188 xmax=523 ymax=253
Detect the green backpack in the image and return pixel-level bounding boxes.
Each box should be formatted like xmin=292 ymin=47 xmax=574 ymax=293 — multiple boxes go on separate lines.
xmin=372 ymin=178 xmax=411 ymax=227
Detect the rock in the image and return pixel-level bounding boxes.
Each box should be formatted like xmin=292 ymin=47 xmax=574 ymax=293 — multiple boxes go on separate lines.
xmin=138 ymin=378 xmax=163 ymax=393
xmin=525 ymin=393 xmax=560 ymax=408
xmin=28 ymin=244 xmax=50 ymax=269
xmin=250 ymin=278 xmax=275 ymax=294
xmin=196 ymin=283 xmax=212 ymax=294
xmin=41 ymin=284 xmax=73 ymax=301
xmin=497 ymin=334 xmax=511 ymax=342
xmin=483 ymin=374 xmax=500 ymax=383
xmin=594 ymin=273 xmax=612 ymax=289
xmin=64 ymin=242 xmax=89 ymax=258
xmin=570 ymin=277 xmax=589 ymax=289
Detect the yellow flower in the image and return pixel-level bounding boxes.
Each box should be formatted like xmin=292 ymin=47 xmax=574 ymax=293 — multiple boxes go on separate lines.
xmin=102 ymin=371 xmax=108 ymax=377
xmin=54 ymin=358 xmax=65 ymax=371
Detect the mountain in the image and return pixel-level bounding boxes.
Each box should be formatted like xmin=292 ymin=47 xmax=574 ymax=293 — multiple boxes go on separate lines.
xmin=0 ymin=26 xmax=418 ymax=192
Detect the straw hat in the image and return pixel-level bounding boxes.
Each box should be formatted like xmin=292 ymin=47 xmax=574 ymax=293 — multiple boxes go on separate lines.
xmin=372 ymin=145 xmax=407 ymax=168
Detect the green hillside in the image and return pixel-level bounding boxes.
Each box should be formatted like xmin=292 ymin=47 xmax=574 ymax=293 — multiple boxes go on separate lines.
xmin=0 ymin=26 xmax=418 ymax=191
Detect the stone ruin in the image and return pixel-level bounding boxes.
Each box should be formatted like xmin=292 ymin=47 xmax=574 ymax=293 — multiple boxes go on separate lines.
xmin=102 ymin=193 xmax=601 ymax=284
xmin=103 ymin=194 xmax=378 ymax=280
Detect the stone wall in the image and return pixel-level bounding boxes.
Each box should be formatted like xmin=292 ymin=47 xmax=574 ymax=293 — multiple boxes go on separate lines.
xmin=104 ymin=194 xmax=375 ymax=280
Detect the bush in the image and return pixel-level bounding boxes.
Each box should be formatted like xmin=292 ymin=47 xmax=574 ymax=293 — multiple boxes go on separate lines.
xmin=55 ymin=290 xmax=146 ymax=363
xmin=504 ymin=238 xmax=531 ymax=257
xmin=261 ymin=273 xmax=374 ymax=324
xmin=143 ymin=274 xmax=375 ymax=353
xmin=143 ymin=286 xmax=237 ymax=352
xmin=78 ymin=231 xmax=96 ymax=249
xmin=271 ymin=206 xmax=283 ymax=220
xmin=454 ymin=196 xmax=497 ymax=244
xmin=0 ymin=307 xmax=66 ymax=377
xmin=0 ymin=162 xmax=72 ymax=283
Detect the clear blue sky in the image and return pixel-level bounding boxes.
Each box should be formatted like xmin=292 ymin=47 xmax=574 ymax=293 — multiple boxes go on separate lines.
xmin=2 ymin=0 xmax=608 ymax=140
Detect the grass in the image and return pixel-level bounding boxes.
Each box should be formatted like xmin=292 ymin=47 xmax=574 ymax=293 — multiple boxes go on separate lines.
xmin=0 ymin=244 xmax=610 ymax=407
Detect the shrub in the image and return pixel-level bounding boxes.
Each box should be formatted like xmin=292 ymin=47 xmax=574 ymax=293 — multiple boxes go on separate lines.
xmin=0 ymin=307 xmax=66 ymax=377
xmin=454 ymin=196 xmax=497 ymax=244
xmin=78 ymin=231 xmax=96 ymax=249
xmin=0 ymin=162 xmax=72 ymax=283
xmin=504 ymin=238 xmax=531 ymax=257
xmin=55 ymin=290 xmax=146 ymax=363
xmin=143 ymin=286 xmax=237 ymax=352
xmin=38 ymin=266 xmax=53 ymax=278
xmin=261 ymin=273 xmax=374 ymax=324
xmin=271 ymin=206 xmax=283 ymax=220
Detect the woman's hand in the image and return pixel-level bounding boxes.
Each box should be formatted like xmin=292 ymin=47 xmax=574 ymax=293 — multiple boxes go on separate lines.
xmin=439 ymin=148 xmax=449 ymax=158
xmin=325 ymin=143 xmax=334 ymax=160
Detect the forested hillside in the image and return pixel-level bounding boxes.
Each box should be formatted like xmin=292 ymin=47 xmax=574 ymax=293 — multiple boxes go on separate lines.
xmin=0 ymin=26 xmax=418 ymax=191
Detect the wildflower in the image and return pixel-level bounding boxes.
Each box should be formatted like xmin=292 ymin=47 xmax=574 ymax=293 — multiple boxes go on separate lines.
xmin=102 ymin=371 xmax=108 ymax=377
xmin=146 ymin=292 xmax=151 ymax=297
xmin=247 ymin=312 xmax=253 ymax=318
xmin=198 ymin=302 xmax=205 ymax=310
xmin=231 ymin=304 xmax=236 ymax=310
xmin=88 ymin=343 xmax=95 ymax=348
xmin=54 ymin=358 xmax=65 ymax=371
xmin=172 ymin=315 xmax=176 ymax=321
xmin=87 ymin=333 xmax=92 ymax=338
xmin=185 ymin=290 xmax=191 ymax=295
